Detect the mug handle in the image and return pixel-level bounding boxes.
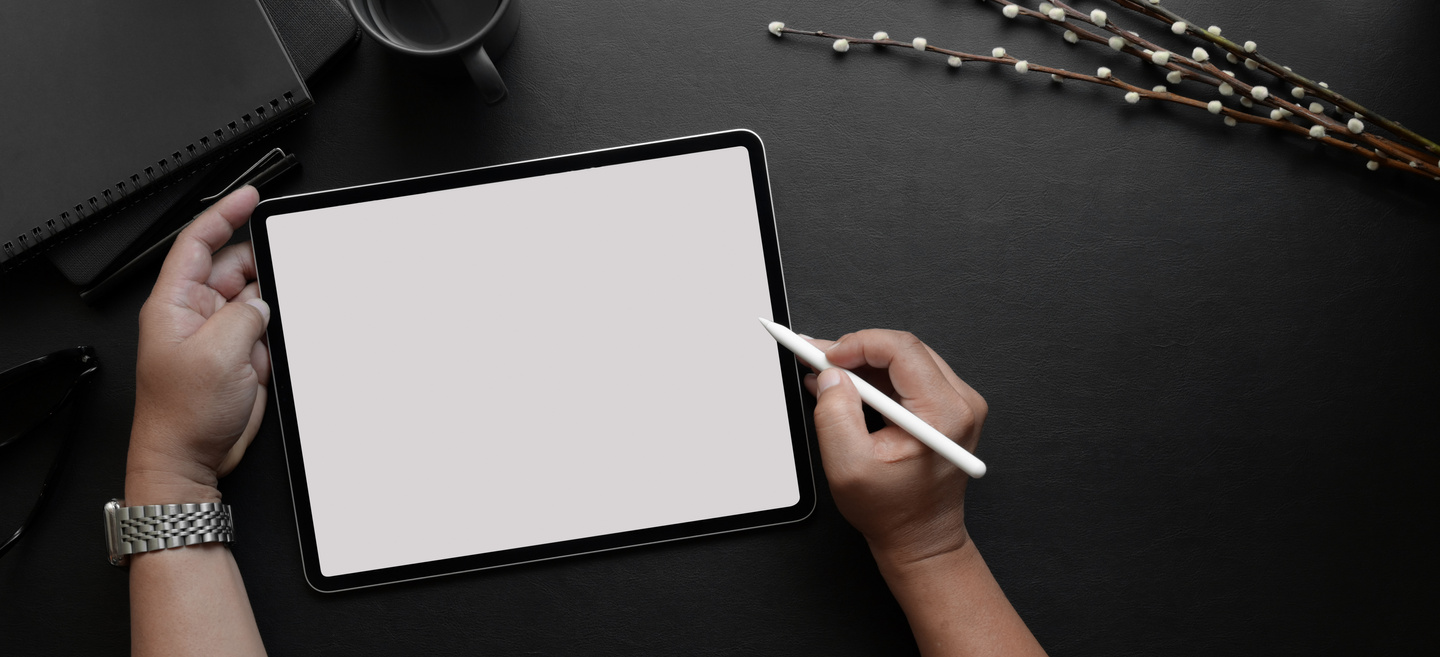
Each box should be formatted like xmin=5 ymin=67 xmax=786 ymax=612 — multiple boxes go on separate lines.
xmin=463 ymin=45 xmax=508 ymax=105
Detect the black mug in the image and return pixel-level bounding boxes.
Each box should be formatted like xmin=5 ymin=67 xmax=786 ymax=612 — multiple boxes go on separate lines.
xmin=350 ymin=0 xmax=520 ymax=104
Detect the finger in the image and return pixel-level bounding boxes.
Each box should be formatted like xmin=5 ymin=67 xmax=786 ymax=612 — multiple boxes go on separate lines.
xmin=803 ymin=373 xmax=818 ymax=396
xmin=193 ymin=297 xmax=271 ymax=366
xmin=250 ymin=337 xmax=271 ymax=384
xmin=825 ymin=330 xmax=953 ymax=404
xmin=231 ymin=280 xmax=262 ymax=305
xmin=799 ymin=336 xmax=836 ymax=372
xmin=155 ymin=186 xmax=260 ymax=291
xmin=206 ymin=242 xmax=258 ymax=300
xmin=919 ymin=342 xmax=988 ymax=425
xmin=811 ymin=368 xmax=872 ymax=467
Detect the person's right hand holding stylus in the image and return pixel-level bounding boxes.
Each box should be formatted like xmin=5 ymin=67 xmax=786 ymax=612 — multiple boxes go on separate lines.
xmin=804 ymin=329 xmax=1045 ymax=656
xmin=803 ymin=329 xmax=984 ymax=565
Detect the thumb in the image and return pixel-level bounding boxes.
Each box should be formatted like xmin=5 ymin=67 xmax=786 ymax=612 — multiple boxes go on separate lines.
xmin=812 ymin=368 xmax=871 ymax=464
xmin=194 ymin=298 xmax=271 ymax=361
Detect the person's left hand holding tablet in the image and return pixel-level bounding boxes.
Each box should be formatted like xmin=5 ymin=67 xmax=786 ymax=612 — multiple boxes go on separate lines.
xmin=126 ymin=186 xmax=271 ymax=505
xmin=124 ymin=186 xmax=271 ymax=656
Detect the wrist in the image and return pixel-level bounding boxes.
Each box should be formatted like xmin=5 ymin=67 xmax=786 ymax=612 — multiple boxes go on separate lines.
xmin=125 ymin=431 xmax=222 ymax=506
xmin=124 ymin=468 xmax=222 ymax=506
xmin=868 ymin=525 xmax=973 ymax=582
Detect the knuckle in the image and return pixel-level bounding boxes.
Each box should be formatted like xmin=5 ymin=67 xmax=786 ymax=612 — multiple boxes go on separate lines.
xmin=971 ymin=391 xmax=990 ymax=424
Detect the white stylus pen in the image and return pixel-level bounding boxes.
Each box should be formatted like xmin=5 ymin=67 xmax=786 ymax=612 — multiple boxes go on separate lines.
xmin=759 ymin=318 xmax=988 ymax=479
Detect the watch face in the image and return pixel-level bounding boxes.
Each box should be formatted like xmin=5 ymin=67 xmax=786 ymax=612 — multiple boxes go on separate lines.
xmin=103 ymin=499 xmax=127 ymax=566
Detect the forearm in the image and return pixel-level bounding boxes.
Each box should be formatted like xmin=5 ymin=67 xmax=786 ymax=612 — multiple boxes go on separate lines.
xmin=874 ymin=538 xmax=1046 ymax=657
xmin=126 ymin=451 xmax=266 ymax=657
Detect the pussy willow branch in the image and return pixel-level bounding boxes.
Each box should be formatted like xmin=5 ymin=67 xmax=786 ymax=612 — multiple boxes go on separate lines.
xmin=1108 ymin=0 xmax=1440 ymax=159
xmin=984 ymin=0 xmax=1440 ymax=177
xmin=771 ymin=26 xmax=1439 ymax=180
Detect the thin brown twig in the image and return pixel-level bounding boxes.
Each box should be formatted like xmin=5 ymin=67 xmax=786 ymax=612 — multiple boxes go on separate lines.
xmin=978 ymin=0 xmax=1440 ymax=178
xmin=1108 ymin=0 xmax=1440 ymax=160
xmin=770 ymin=26 xmax=1436 ymax=179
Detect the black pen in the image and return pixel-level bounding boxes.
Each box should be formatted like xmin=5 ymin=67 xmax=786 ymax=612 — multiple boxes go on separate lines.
xmin=80 ymin=148 xmax=298 ymax=302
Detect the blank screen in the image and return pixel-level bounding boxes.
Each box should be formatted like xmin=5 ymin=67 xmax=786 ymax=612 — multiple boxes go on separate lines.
xmin=264 ymin=146 xmax=800 ymax=576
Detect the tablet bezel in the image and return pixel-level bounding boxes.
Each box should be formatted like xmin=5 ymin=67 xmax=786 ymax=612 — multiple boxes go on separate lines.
xmin=249 ymin=130 xmax=814 ymax=592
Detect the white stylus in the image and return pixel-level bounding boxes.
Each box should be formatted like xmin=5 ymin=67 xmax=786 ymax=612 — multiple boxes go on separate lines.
xmin=759 ymin=318 xmax=988 ymax=479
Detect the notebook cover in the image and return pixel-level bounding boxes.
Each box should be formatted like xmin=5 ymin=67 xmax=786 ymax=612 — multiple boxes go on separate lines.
xmin=0 ymin=0 xmax=312 ymax=273
xmin=44 ymin=0 xmax=357 ymax=288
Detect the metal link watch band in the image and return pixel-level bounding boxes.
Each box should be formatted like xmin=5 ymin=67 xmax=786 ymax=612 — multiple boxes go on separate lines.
xmin=104 ymin=499 xmax=234 ymax=566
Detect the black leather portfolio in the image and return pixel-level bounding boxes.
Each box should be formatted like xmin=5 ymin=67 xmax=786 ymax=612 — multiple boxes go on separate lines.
xmin=0 ymin=0 xmax=314 ymax=274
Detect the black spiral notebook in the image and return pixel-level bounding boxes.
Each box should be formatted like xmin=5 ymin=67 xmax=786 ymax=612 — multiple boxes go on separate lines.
xmin=0 ymin=0 xmax=313 ymax=273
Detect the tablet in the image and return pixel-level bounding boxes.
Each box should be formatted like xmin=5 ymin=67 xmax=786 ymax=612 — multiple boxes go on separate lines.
xmin=250 ymin=130 xmax=814 ymax=592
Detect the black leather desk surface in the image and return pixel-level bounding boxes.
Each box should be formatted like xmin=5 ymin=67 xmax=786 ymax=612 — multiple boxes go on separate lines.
xmin=2 ymin=1 xmax=1437 ymax=654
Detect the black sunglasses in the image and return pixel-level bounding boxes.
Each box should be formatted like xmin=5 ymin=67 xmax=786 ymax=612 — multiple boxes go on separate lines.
xmin=0 ymin=346 xmax=99 ymax=558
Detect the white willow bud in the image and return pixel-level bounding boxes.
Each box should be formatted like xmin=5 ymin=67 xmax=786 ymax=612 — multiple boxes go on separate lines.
xmin=1309 ymin=125 xmax=1326 ymax=138
xmin=1109 ymin=36 xmax=1126 ymax=51
xmin=1367 ymin=160 xmax=1380 ymax=171
xmin=1218 ymin=82 xmax=1233 ymax=96
xmin=1015 ymin=60 xmax=1030 ymax=73
xmin=1152 ymin=50 xmax=1171 ymax=65
xmin=1226 ymin=53 xmax=1239 ymax=64
xmin=1125 ymin=91 xmax=1140 ymax=104
xmin=1166 ymin=70 xmax=1183 ymax=84
xmin=1003 ymin=5 xmax=1020 ymax=19
xmin=1269 ymin=109 xmax=1285 ymax=120
xmin=1309 ymin=102 xmax=1324 ymax=114
xmin=993 ymin=46 xmax=1007 ymax=58
xmin=1244 ymin=41 xmax=1257 ymax=53
xmin=1091 ymin=9 xmax=1107 ymax=26
xmin=1240 ymin=97 xmax=1253 ymax=108
xmin=1097 ymin=66 xmax=1112 ymax=79
xmin=1192 ymin=47 xmax=1210 ymax=62
xmin=832 ymin=38 xmax=850 ymax=52
xmin=1052 ymin=73 xmax=1064 ymax=82
xmin=1207 ymin=100 xmax=1223 ymax=114
xmin=1048 ymin=7 xmax=1066 ymax=21
xmin=1244 ymin=58 xmax=1259 ymax=70
xmin=1224 ymin=116 xmax=1237 ymax=127
xmin=1207 ymin=25 xmax=1222 ymax=35
xmin=948 ymin=55 xmax=962 ymax=68
xmin=1348 ymin=118 xmax=1365 ymax=134
xmin=873 ymin=31 xmax=889 ymax=41
xmin=1251 ymin=86 xmax=1270 ymax=101
xmin=912 ymin=37 xmax=927 ymax=51
xmin=1319 ymin=81 xmax=1329 ymax=88
xmin=1064 ymin=30 xmax=1079 ymax=44
xmin=1153 ymin=85 xmax=1167 ymax=92
xmin=1039 ymin=2 xmax=1055 ymax=13
xmin=1172 ymin=21 xmax=1187 ymax=35
xmin=1291 ymin=87 xmax=1305 ymax=99
xmin=768 ymin=22 xmax=785 ymax=36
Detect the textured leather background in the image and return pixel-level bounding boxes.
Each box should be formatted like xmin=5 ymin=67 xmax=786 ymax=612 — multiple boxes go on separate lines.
xmin=2 ymin=1 xmax=1437 ymax=654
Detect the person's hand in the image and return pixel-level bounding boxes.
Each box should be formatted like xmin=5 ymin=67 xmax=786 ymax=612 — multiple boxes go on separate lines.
xmin=803 ymin=329 xmax=987 ymax=569
xmin=126 ymin=186 xmax=270 ymax=505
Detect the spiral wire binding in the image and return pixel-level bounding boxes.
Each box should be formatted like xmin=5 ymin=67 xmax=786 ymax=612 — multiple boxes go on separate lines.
xmin=2 ymin=89 xmax=306 ymax=268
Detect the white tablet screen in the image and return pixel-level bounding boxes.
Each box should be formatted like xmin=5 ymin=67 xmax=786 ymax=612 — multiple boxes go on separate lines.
xmin=263 ymin=145 xmax=801 ymax=577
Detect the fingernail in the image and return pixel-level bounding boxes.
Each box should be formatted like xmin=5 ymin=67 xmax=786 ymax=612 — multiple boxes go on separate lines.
xmin=246 ymin=298 xmax=271 ymax=324
xmin=798 ymin=334 xmax=813 ymax=340
xmin=816 ymin=368 xmax=844 ymax=394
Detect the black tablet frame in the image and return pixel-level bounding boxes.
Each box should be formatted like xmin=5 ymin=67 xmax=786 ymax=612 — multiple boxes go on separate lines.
xmin=249 ymin=130 xmax=815 ymax=592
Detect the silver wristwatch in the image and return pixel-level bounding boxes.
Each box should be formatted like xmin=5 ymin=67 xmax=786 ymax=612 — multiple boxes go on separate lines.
xmin=104 ymin=499 xmax=234 ymax=566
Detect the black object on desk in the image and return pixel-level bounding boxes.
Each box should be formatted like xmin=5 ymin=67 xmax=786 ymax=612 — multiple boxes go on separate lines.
xmin=78 ymin=148 xmax=298 ymax=303
xmin=0 ymin=0 xmax=312 ymax=275
xmin=38 ymin=0 xmax=359 ymax=292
